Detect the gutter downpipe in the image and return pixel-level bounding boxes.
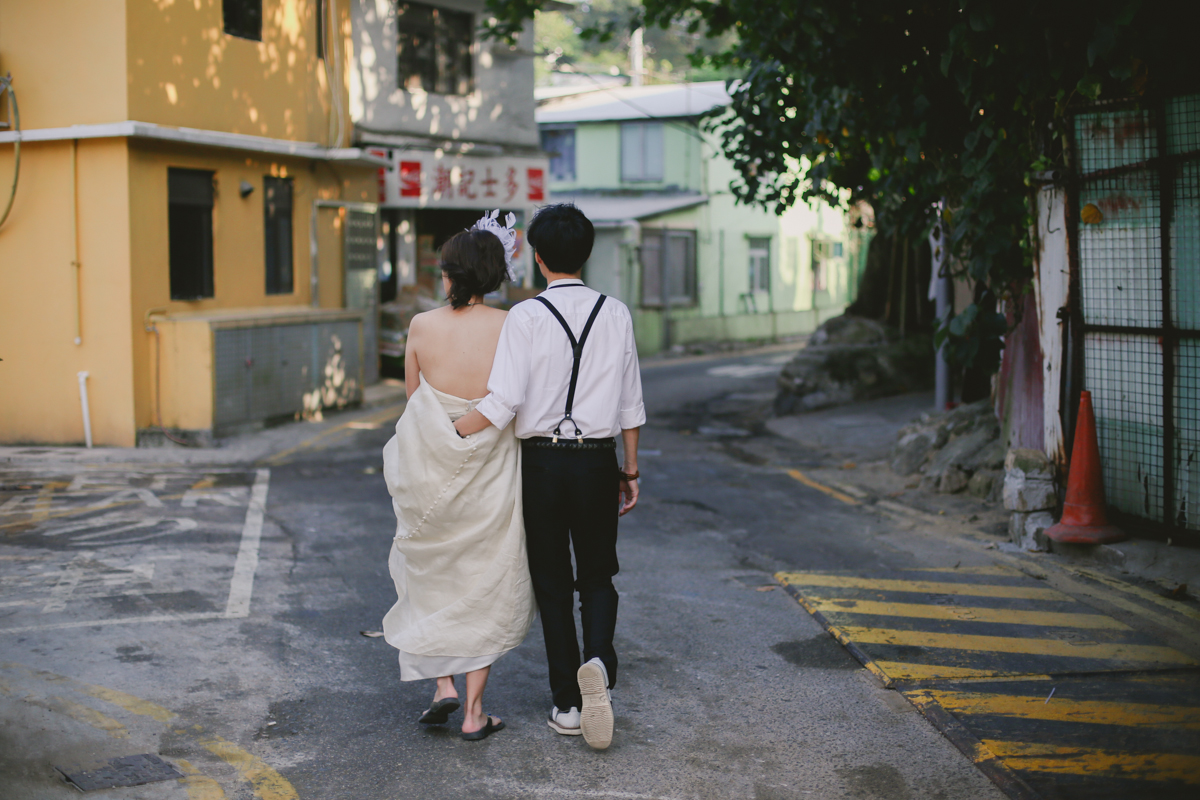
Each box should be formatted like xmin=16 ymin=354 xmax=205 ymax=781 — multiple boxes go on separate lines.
xmin=71 ymin=138 xmax=82 ymax=345
xmin=77 ymin=371 xmax=93 ymax=448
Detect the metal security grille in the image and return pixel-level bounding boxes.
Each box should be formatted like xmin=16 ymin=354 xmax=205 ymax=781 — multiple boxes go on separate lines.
xmin=1071 ymin=94 xmax=1200 ymax=536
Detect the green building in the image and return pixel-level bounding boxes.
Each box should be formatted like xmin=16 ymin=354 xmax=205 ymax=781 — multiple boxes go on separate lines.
xmin=536 ymin=81 xmax=869 ymax=356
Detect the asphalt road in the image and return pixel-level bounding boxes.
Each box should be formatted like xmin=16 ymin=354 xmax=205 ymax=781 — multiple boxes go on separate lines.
xmin=0 ymin=348 xmax=1006 ymax=800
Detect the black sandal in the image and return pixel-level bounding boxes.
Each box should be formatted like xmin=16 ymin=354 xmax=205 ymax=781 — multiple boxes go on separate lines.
xmin=461 ymin=715 xmax=504 ymax=741
xmin=418 ymin=697 xmax=461 ymax=724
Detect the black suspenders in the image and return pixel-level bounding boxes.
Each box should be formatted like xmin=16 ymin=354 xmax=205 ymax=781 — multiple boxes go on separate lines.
xmin=533 ymin=290 xmax=608 ymax=443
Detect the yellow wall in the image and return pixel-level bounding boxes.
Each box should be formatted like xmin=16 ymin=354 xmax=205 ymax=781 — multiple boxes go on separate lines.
xmin=127 ymin=0 xmax=349 ymax=145
xmin=0 ymin=139 xmax=135 ymax=446
xmin=0 ymin=0 xmax=128 ymax=129
xmin=126 ymin=141 xmax=372 ymax=429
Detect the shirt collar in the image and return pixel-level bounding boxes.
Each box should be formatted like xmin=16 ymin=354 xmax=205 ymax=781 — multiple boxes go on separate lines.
xmin=547 ymin=278 xmax=585 ymax=288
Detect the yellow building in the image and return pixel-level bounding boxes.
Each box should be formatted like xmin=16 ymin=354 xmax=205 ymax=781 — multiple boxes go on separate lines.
xmin=0 ymin=0 xmax=382 ymax=446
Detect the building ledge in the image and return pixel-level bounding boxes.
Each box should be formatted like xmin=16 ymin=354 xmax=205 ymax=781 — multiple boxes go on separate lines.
xmin=0 ymin=122 xmax=388 ymax=168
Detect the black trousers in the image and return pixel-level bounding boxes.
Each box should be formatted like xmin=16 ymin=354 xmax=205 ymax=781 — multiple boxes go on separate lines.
xmin=521 ymin=442 xmax=619 ymax=712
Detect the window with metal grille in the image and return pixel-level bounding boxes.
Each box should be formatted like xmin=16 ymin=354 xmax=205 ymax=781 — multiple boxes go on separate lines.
xmin=621 ymin=122 xmax=664 ymax=182
xmin=641 ymin=229 xmax=696 ymax=307
xmin=264 ymin=177 xmax=294 ymax=295
xmin=811 ymin=239 xmax=831 ymax=292
xmin=748 ymin=237 xmax=770 ymax=293
xmin=396 ymin=2 xmax=474 ymax=96
xmin=168 ymin=169 xmax=215 ymax=301
xmin=541 ymin=127 xmax=576 ymax=182
xmin=223 ymin=0 xmax=262 ymax=41
xmin=1070 ymin=93 xmax=1200 ymax=536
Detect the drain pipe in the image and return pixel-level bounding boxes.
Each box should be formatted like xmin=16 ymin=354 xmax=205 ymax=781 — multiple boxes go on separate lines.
xmin=77 ymin=371 xmax=93 ymax=448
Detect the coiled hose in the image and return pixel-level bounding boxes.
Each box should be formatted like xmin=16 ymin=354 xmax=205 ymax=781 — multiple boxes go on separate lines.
xmin=0 ymin=72 xmax=19 ymax=230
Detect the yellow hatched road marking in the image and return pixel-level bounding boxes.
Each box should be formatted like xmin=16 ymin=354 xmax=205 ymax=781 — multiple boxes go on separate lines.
xmin=837 ymin=626 xmax=1197 ymax=664
xmin=874 ymin=661 xmax=1005 ymax=680
xmin=785 ymin=469 xmax=861 ymax=505
xmin=926 ymin=690 xmax=1200 ymax=729
xmin=902 ymin=566 xmax=1023 ymax=576
xmin=200 ymin=736 xmax=299 ymax=800
xmin=26 ymin=694 xmax=128 ymax=738
xmin=176 ymin=759 xmax=228 ymax=800
xmin=777 ymin=572 xmax=1071 ymax=601
xmin=2 ymin=662 xmax=176 ymax=722
xmin=982 ymin=740 xmax=1200 ymax=783
xmin=1070 ymin=566 xmax=1200 ymax=625
xmin=809 ymin=598 xmax=1130 ymax=630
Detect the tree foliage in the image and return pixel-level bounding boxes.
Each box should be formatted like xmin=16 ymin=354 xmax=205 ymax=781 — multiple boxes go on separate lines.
xmin=487 ymin=0 xmax=1189 ymax=371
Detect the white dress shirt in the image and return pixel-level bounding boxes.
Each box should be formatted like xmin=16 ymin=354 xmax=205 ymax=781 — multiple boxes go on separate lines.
xmin=476 ymin=279 xmax=646 ymax=439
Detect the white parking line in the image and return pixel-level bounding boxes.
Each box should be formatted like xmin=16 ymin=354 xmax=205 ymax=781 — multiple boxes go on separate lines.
xmin=224 ymin=468 xmax=270 ymax=619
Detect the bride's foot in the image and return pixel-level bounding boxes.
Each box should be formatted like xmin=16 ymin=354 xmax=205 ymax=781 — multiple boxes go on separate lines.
xmin=433 ymin=676 xmax=459 ymax=704
xmin=461 ymin=712 xmax=504 ymax=740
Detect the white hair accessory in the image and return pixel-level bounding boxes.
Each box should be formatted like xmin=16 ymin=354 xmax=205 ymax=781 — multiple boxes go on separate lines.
xmin=470 ymin=209 xmax=519 ymax=280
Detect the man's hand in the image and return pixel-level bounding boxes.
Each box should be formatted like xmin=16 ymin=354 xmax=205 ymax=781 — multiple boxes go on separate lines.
xmin=618 ymin=478 xmax=639 ymax=516
xmin=453 ymin=408 xmax=492 ymax=438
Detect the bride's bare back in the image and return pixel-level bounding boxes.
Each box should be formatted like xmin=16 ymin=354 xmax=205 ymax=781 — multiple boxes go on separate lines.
xmin=404 ymin=304 xmax=507 ymax=401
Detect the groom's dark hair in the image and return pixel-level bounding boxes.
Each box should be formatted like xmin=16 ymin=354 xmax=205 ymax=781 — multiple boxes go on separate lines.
xmin=527 ymin=203 xmax=594 ymax=275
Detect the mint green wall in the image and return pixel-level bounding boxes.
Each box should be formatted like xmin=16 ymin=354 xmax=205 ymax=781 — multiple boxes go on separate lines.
xmin=545 ymin=119 xmax=862 ymax=356
xmin=549 ymin=121 xmax=702 ymax=192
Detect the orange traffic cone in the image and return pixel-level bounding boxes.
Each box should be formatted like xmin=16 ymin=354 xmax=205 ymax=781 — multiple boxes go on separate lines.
xmin=1045 ymin=390 xmax=1126 ymax=545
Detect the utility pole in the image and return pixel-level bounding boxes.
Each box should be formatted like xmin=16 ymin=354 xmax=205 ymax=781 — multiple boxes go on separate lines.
xmin=930 ymin=202 xmax=953 ymax=410
xmin=630 ymin=27 xmax=644 ymax=87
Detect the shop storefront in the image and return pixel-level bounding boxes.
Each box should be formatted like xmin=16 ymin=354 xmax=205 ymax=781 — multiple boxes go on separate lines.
xmin=369 ymin=148 xmax=550 ymax=301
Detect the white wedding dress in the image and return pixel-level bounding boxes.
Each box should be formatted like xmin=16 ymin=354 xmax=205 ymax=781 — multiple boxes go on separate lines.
xmin=381 ymin=377 xmax=535 ymax=680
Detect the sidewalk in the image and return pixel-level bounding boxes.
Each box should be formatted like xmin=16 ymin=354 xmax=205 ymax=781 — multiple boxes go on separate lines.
xmin=764 ymin=391 xmax=1200 ymax=797
xmin=0 ymin=380 xmax=407 ymax=471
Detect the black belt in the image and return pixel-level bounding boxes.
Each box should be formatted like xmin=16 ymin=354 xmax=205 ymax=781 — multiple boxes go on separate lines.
xmin=523 ymin=436 xmax=615 ymax=450
xmin=533 ymin=290 xmax=607 ymax=443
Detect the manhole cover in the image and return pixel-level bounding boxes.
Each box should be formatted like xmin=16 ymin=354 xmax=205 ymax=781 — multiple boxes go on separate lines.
xmin=56 ymin=753 xmax=184 ymax=792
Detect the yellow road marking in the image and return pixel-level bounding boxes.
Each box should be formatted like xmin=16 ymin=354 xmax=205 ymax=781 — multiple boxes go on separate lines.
xmin=837 ymin=626 xmax=1197 ymax=664
xmin=260 ymin=402 xmax=404 ymax=466
xmin=1 ymin=662 xmax=177 ymax=722
xmin=785 ymin=469 xmax=860 ymax=505
xmin=1070 ymin=566 xmax=1200 ymax=625
xmin=874 ymin=661 xmax=1006 ymax=680
xmin=26 ymin=694 xmax=128 ymax=738
xmin=808 ymin=598 xmax=1130 ymax=630
xmin=991 ymin=553 xmax=1200 ymax=646
xmin=177 ymin=759 xmax=228 ymax=800
xmin=32 ymin=482 xmax=68 ymax=522
xmin=0 ymin=493 xmax=187 ymax=531
xmin=777 ymin=572 xmax=1071 ymax=601
xmin=200 ymin=736 xmax=299 ymax=800
xmin=982 ymin=740 xmax=1200 ymax=783
xmin=924 ymin=690 xmax=1200 ymax=730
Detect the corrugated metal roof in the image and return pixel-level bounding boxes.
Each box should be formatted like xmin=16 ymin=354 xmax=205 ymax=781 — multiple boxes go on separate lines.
xmin=549 ymin=193 xmax=709 ymax=224
xmin=536 ymin=81 xmax=731 ymax=124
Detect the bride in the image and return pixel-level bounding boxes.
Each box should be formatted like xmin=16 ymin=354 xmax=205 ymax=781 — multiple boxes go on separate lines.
xmin=381 ymin=213 xmax=535 ymax=741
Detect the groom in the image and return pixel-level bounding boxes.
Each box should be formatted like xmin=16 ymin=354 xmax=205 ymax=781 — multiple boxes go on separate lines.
xmin=453 ymin=203 xmax=644 ymax=750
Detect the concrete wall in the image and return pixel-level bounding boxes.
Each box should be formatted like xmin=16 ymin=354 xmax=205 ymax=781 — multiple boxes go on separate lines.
xmin=0 ymin=0 xmax=128 ymax=129
xmin=127 ymin=0 xmax=347 ymax=144
xmin=0 ymin=139 xmax=135 ymax=446
xmin=348 ymin=0 xmax=538 ymax=146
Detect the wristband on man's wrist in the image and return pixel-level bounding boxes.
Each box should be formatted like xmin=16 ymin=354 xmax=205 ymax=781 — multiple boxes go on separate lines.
xmin=618 ymin=469 xmax=639 ymax=482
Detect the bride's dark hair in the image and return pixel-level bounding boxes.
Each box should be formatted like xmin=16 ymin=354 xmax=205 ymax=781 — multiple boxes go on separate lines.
xmin=440 ymin=230 xmax=508 ymax=309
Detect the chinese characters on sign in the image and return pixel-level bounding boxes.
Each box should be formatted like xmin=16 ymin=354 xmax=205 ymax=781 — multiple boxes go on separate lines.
xmin=371 ymin=150 xmax=551 ymax=209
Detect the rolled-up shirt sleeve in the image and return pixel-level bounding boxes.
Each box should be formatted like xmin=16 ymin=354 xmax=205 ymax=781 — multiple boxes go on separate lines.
xmin=618 ymin=312 xmax=647 ymax=430
xmin=476 ymin=311 xmax=530 ymax=431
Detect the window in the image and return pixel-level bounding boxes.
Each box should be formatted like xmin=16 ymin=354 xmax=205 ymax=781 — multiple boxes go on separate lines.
xmin=396 ymin=2 xmax=474 ymax=96
xmin=264 ymin=177 xmax=294 ymax=295
xmin=541 ymin=127 xmax=576 ymax=182
xmin=621 ymin=122 xmax=664 ymax=182
xmin=641 ymin=229 xmax=696 ymax=307
xmin=168 ymin=169 xmax=215 ymax=300
xmin=223 ymin=0 xmax=262 ymax=41
xmin=748 ymin=237 xmax=771 ymax=293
